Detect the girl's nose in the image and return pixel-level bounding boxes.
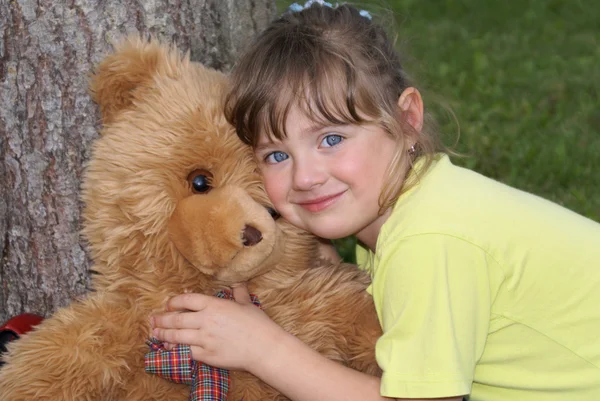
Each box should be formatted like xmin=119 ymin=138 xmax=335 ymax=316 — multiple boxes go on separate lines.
xmin=292 ymin=157 xmax=326 ymax=191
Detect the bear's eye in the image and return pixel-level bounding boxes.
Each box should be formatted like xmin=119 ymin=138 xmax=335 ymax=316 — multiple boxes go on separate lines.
xmin=266 ymin=207 xmax=280 ymax=220
xmin=187 ymin=169 xmax=213 ymax=194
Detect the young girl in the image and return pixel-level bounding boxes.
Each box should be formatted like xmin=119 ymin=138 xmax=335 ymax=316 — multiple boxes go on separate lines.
xmin=151 ymin=2 xmax=600 ymax=400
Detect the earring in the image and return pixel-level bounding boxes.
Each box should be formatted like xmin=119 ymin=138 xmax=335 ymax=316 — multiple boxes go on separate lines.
xmin=407 ymin=144 xmax=417 ymax=156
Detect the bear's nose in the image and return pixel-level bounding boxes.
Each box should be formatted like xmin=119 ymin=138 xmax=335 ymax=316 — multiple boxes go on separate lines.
xmin=242 ymin=225 xmax=262 ymax=246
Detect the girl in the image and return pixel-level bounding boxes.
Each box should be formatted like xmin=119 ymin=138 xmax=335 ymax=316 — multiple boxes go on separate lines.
xmin=151 ymin=2 xmax=600 ymax=400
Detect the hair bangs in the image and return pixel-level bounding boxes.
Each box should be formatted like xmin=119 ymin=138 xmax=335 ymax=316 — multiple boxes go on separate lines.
xmin=258 ymin=51 xmax=385 ymax=146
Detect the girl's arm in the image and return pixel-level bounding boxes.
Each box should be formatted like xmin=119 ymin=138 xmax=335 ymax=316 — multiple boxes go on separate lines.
xmin=151 ymin=285 xmax=464 ymax=401
xmin=254 ymin=324 xmax=463 ymax=401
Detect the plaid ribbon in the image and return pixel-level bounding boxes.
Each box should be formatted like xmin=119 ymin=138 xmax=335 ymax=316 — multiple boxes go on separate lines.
xmin=145 ymin=290 xmax=262 ymax=401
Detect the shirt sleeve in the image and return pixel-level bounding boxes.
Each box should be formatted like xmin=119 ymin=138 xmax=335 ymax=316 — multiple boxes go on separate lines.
xmin=372 ymin=233 xmax=493 ymax=399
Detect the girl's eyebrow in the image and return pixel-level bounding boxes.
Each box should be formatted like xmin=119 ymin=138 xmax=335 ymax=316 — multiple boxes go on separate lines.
xmin=303 ymin=122 xmax=349 ymax=135
xmin=302 ymin=124 xmax=326 ymax=135
xmin=304 ymin=123 xmax=352 ymax=132
xmin=254 ymin=141 xmax=276 ymax=152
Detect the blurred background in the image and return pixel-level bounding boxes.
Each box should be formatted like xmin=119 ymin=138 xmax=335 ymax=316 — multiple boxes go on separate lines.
xmin=277 ymin=0 xmax=600 ymax=262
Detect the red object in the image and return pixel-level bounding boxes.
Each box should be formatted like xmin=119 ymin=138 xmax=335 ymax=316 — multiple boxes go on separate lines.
xmin=0 ymin=313 xmax=44 ymax=365
xmin=0 ymin=313 xmax=44 ymax=336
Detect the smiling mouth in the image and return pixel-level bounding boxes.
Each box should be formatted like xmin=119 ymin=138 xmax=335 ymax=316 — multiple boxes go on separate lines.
xmin=296 ymin=191 xmax=346 ymax=213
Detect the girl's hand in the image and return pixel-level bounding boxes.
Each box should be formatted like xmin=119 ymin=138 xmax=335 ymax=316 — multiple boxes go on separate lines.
xmin=150 ymin=284 xmax=284 ymax=372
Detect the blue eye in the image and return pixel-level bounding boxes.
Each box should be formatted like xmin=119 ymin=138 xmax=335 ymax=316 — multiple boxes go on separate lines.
xmin=321 ymin=134 xmax=343 ymax=148
xmin=265 ymin=151 xmax=289 ymax=164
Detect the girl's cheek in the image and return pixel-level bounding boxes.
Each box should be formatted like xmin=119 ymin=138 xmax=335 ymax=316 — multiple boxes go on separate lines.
xmin=263 ymin=172 xmax=286 ymax=205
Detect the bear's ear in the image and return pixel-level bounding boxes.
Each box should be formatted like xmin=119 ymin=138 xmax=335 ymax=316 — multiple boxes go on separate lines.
xmin=89 ymin=36 xmax=175 ymax=125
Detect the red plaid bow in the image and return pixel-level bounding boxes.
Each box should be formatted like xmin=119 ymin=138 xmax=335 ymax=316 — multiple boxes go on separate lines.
xmin=145 ymin=290 xmax=262 ymax=401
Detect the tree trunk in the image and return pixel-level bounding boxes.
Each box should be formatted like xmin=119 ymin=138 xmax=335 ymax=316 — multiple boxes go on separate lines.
xmin=0 ymin=0 xmax=276 ymax=323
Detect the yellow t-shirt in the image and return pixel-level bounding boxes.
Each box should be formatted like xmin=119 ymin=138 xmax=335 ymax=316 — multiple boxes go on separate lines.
xmin=358 ymin=154 xmax=600 ymax=400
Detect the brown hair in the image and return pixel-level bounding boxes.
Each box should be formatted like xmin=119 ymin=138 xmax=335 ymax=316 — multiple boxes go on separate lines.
xmin=225 ymin=3 xmax=444 ymax=213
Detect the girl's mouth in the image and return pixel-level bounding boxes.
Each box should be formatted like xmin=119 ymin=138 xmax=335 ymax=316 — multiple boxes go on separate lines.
xmin=296 ymin=191 xmax=346 ymax=213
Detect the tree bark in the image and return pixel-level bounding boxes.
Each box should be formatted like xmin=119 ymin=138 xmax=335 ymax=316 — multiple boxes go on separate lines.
xmin=0 ymin=0 xmax=276 ymax=323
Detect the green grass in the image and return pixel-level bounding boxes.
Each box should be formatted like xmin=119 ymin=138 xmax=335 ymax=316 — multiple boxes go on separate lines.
xmin=276 ymin=0 xmax=600 ymax=262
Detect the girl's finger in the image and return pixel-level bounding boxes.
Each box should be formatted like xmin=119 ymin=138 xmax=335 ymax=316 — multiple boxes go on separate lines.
xmin=152 ymin=311 xmax=202 ymax=330
xmin=149 ymin=311 xmax=180 ymax=328
xmin=231 ymin=283 xmax=251 ymax=304
xmin=152 ymin=327 xmax=206 ymax=346
xmin=166 ymin=293 xmax=211 ymax=312
xmin=163 ymin=342 xmax=208 ymax=364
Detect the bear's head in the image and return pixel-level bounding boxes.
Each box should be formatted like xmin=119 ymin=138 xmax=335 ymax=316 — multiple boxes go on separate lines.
xmin=85 ymin=38 xmax=317 ymax=296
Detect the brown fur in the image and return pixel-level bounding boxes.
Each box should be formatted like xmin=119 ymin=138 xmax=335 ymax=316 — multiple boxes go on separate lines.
xmin=0 ymin=38 xmax=382 ymax=400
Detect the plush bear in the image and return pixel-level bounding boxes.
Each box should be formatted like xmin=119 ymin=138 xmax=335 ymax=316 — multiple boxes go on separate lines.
xmin=0 ymin=38 xmax=382 ymax=400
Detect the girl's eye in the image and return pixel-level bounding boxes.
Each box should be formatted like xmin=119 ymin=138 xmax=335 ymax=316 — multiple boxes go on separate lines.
xmin=265 ymin=151 xmax=289 ymax=164
xmin=321 ymin=134 xmax=343 ymax=148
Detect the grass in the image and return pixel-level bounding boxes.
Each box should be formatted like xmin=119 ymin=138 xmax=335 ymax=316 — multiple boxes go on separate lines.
xmin=275 ymin=0 xmax=600 ymax=262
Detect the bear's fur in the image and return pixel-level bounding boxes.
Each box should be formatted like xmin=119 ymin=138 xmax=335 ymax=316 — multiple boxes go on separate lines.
xmin=0 ymin=39 xmax=381 ymax=400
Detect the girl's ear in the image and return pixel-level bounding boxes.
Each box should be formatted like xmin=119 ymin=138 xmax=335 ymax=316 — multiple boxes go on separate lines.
xmin=397 ymin=87 xmax=424 ymax=133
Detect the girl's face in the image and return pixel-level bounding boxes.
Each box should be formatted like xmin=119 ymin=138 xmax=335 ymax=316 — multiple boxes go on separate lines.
xmin=254 ymin=105 xmax=401 ymax=245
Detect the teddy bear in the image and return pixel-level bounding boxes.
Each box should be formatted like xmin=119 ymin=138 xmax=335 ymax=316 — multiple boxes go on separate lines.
xmin=0 ymin=38 xmax=382 ymax=400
